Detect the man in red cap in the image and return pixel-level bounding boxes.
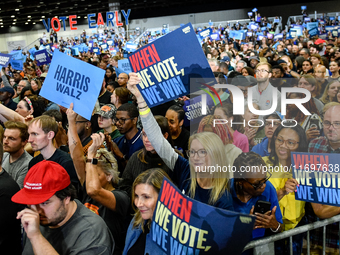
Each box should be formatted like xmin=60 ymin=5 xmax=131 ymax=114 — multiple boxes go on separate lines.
xmin=12 ymin=160 xmax=114 ymax=255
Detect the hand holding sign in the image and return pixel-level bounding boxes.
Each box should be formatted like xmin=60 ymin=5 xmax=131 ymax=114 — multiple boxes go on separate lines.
xmin=284 ymin=178 xmax=299 ymax=195
xmin=127 ymin=72 xmax=143 ymax=102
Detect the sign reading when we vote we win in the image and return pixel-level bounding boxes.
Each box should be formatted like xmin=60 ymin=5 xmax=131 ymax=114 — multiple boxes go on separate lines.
xmin=292 ymin=152 xmax=340 ymax=206
xmin=40 ymin=50 xmax=105 ymax=120
xmin=150 ymin=178 xmax=255 ymax=254
xmin=128 ymin=23 xmax=215 ymax=108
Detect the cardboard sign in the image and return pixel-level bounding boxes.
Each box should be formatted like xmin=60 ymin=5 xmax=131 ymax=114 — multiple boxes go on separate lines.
xmin=292 ymin=152 xmax=340 ymax=206
xmin=229 ymin=30 xmax=245 ymax=40
xmin=198 ymin=28 xmax=212 ymax=39
xmin=35 ymin=49 xmax=51 ymax=66
xmin=118 ymin=59 xmax=132 ymax=74
xmin=0 ymin=53 xmax=12 ymax=67
xmin=128 ymin=23 xmax=215 ymax=108
xmin=125 ymin=42 xmax=138 ymax=52
xmin=150 ymin=178 xmax=255 ymax=254
xmin=307 ymin=22 xmax=319 ymax=37
xmin=39 ymin=50 xmax=105 ymax=120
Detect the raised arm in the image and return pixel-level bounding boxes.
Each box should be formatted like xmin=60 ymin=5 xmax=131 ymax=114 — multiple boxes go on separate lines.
xmin=86 ymin=133 xmax=118 ymax=212
xmin=127 ymin=73 xmax=178 ymax=169
xmin=0 ymin=104 xmax=25 ymax=123
xmin=66 ymin=103 xmax=86 ymax=185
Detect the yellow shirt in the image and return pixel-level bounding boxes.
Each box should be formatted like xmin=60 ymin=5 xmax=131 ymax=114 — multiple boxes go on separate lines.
xmin=263 ymin=156 xmax=305 ymax=231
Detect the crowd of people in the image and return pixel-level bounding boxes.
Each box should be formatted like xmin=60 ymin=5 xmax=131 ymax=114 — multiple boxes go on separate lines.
xmin=0 ymin=7 xmax=340 ymax=255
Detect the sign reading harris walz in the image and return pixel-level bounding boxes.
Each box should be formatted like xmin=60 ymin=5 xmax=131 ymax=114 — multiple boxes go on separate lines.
xmin=42 ymin=10 xmax=131 ymax=32
xmin=127 ymin=23 xmax=216 ymax=108
xmin=292 ymin=152 xmax=340 ymax=206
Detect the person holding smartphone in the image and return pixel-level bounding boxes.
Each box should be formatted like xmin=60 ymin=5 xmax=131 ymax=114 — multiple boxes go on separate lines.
xmin=231 ymin=152 xmax=282 ymax=241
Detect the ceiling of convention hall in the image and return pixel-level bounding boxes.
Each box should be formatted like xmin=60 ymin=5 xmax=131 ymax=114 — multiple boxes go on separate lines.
xmin=0 ymin=0 xmax=327 ymax=28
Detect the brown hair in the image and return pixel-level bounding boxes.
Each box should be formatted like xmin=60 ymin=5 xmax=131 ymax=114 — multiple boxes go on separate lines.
xmin=29 ymin=115 xmax=58 ymax=138
xmin=4 ymin=121 xmax=29 ymax=141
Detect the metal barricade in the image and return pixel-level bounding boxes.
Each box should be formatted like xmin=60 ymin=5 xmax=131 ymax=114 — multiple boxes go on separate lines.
xmin=243 ymin=214 xmax=340 ymax=255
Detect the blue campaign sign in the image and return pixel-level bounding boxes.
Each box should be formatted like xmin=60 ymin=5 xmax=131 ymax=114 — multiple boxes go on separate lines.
xmin=125 ymin=42 xmax=138 ymax=52
xmin=107 ymin=39 xmax=114 ymax=46
xmin=274 ymin=18 xmax=280 ymax=23
xmin=34 ymin=49 xmax=51 ymax=66
xmin=198 ymin=28 xmax=212 ymax=39
xmin=250 ymin=24 xmax=258 ymax=31
xmin=9 ymin=50 xmax=23 ymax=60
xmin=93 ymin=47 xmax=100 ymax=54
xmin=39 ymin=50 xmax=105 ymax=120
xmin=307 ymin=22 xmax=319 ymax=37
xmin=151 ymin=178 xmax=255 ymax=254
xmin=247 ymin=32 xmax=253 ymax=37
xmin=229 ymin=30 xmax=245 ymax=40
xmin=261 ymin=27 xmax=267 ymax=31
xmin=0 ymin=53 xmax=12 ymax=67
xmin=274 ymin=33 xmax=283 ymax=41
xmin=325 ymin=26 xmax=335 ymax=32
xmin=118 ymin=59 xmax=132 ymax=74
xmin=29 ymin=47 xmax=37 ymax=56
xmin=292 ymin=25 xmax=303 ymax=36
xmin=100 ymin=43 xmax=108 ymax=50
xmin=71 ymin=47 xmax=80 ymax=56
xmin=210 ymin=33 xmax=220 ymax=41
xmin=10 ymin=59 xmax=24 ymax=71
xmin=127 ymin=23 xmax=215 ymax=108
xmin=292 ymin=152 xmax=340 ymax=206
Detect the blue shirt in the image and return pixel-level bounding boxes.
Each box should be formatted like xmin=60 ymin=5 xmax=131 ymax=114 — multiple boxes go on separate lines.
xmin=114 ymin=129 xmax=143 ymax=160
xmin=230 ymin=179 xmax=283 ymax=239
xmin=251 ymin=137 xmax=270 ymax=157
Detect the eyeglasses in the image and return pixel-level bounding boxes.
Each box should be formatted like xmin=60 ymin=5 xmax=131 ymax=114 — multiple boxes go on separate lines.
xmin=186 ymin=149 xmax=207 ymax=158
xmin=113 ymin=117 xmax=134 ymax=125
xmin=243 ymin=172 xmax=272 ymax=190
xmin=323 ymin=121 xmax=340 ymax=129
xmin=255 ymin=69 xmax=270 ymax=74
xmin=275 ymin=136 xmax=299 ymax=148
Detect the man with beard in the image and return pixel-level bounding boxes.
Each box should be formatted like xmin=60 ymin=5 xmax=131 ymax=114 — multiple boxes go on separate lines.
xmin=249 ymin=62 xmax=281 ymax=112
xmin=308 ymin=105 xmax=340 ymax=153
xmin=2 ymin=121 xmax=32 ymax=188
xmin=249 ymin=56 xmax=260 ymax=69
xmin=12 ymin=160 xmax=114 ymax=255
xmin=270 ymin=65 xmax=291 ymax=92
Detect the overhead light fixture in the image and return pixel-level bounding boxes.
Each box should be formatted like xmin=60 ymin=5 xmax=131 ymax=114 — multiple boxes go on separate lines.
xmin=28 ymin=19 xmax=31 ymax=21
xmin=77 ymin=16 xmax=80 ymax=18
xmin=33 ymin=22 xmax=36 ymax=24
xmin=13 ymin=19 xmax=17 ymax=21
xmin=40 ymin=19 xmax=42 ymax=21
xmin=11 ymin=15 xmax=15 ymax=18
xmin=1 ymin=26 xmax=3 ymax=28
xmin=12 ymin=22 xmax=16 ymax=25
xmin=41 ymin=16 xmax=45 ymax=18
xmin=25 ymin=22 xmax=28 ymax=24
xmin=28 ymin=15 xmax=31 ymax=18
xmin=84 ymin=16 xmax=87 ymax=18
xmin=15 ymin=9 xmax=19 ymax=11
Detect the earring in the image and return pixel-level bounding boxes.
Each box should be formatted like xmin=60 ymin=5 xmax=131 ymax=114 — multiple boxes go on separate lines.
xmin=86 ymin=127 xmax=89 ymax=130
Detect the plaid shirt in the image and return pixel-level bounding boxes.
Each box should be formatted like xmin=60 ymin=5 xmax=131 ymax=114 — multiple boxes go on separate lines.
xmin=308 ymin=136 xmax=340 ymax=153
xmin=308 ymin=137 xmax=340 ymax=249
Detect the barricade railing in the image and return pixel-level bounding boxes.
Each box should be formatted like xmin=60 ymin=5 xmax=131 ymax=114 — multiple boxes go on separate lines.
xmin=243 ymin=214 xmax=340 ymax=255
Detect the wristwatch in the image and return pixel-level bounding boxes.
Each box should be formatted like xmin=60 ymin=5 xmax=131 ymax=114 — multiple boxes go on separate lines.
xmin=86 ymin=158 xmax=98 ymax=165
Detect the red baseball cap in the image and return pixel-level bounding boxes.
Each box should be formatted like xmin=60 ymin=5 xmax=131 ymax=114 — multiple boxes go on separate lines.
xmin=11 ymin=160 xmax=71 ymax=205
xmin=314 ymin=39 xmax=326 ymax=45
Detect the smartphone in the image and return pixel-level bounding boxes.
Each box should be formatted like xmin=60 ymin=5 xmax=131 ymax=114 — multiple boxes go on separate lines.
xmin=254 ymin=200 xmax=271 ymax=214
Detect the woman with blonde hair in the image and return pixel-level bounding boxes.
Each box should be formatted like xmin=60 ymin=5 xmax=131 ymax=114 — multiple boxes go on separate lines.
xmin=123 ymin=168 xmax=170 ymax=255
xmin=127 ymin=72 xmax=234 ymax=209
xmin=320 ymin=80 xmax=340 ymax=105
